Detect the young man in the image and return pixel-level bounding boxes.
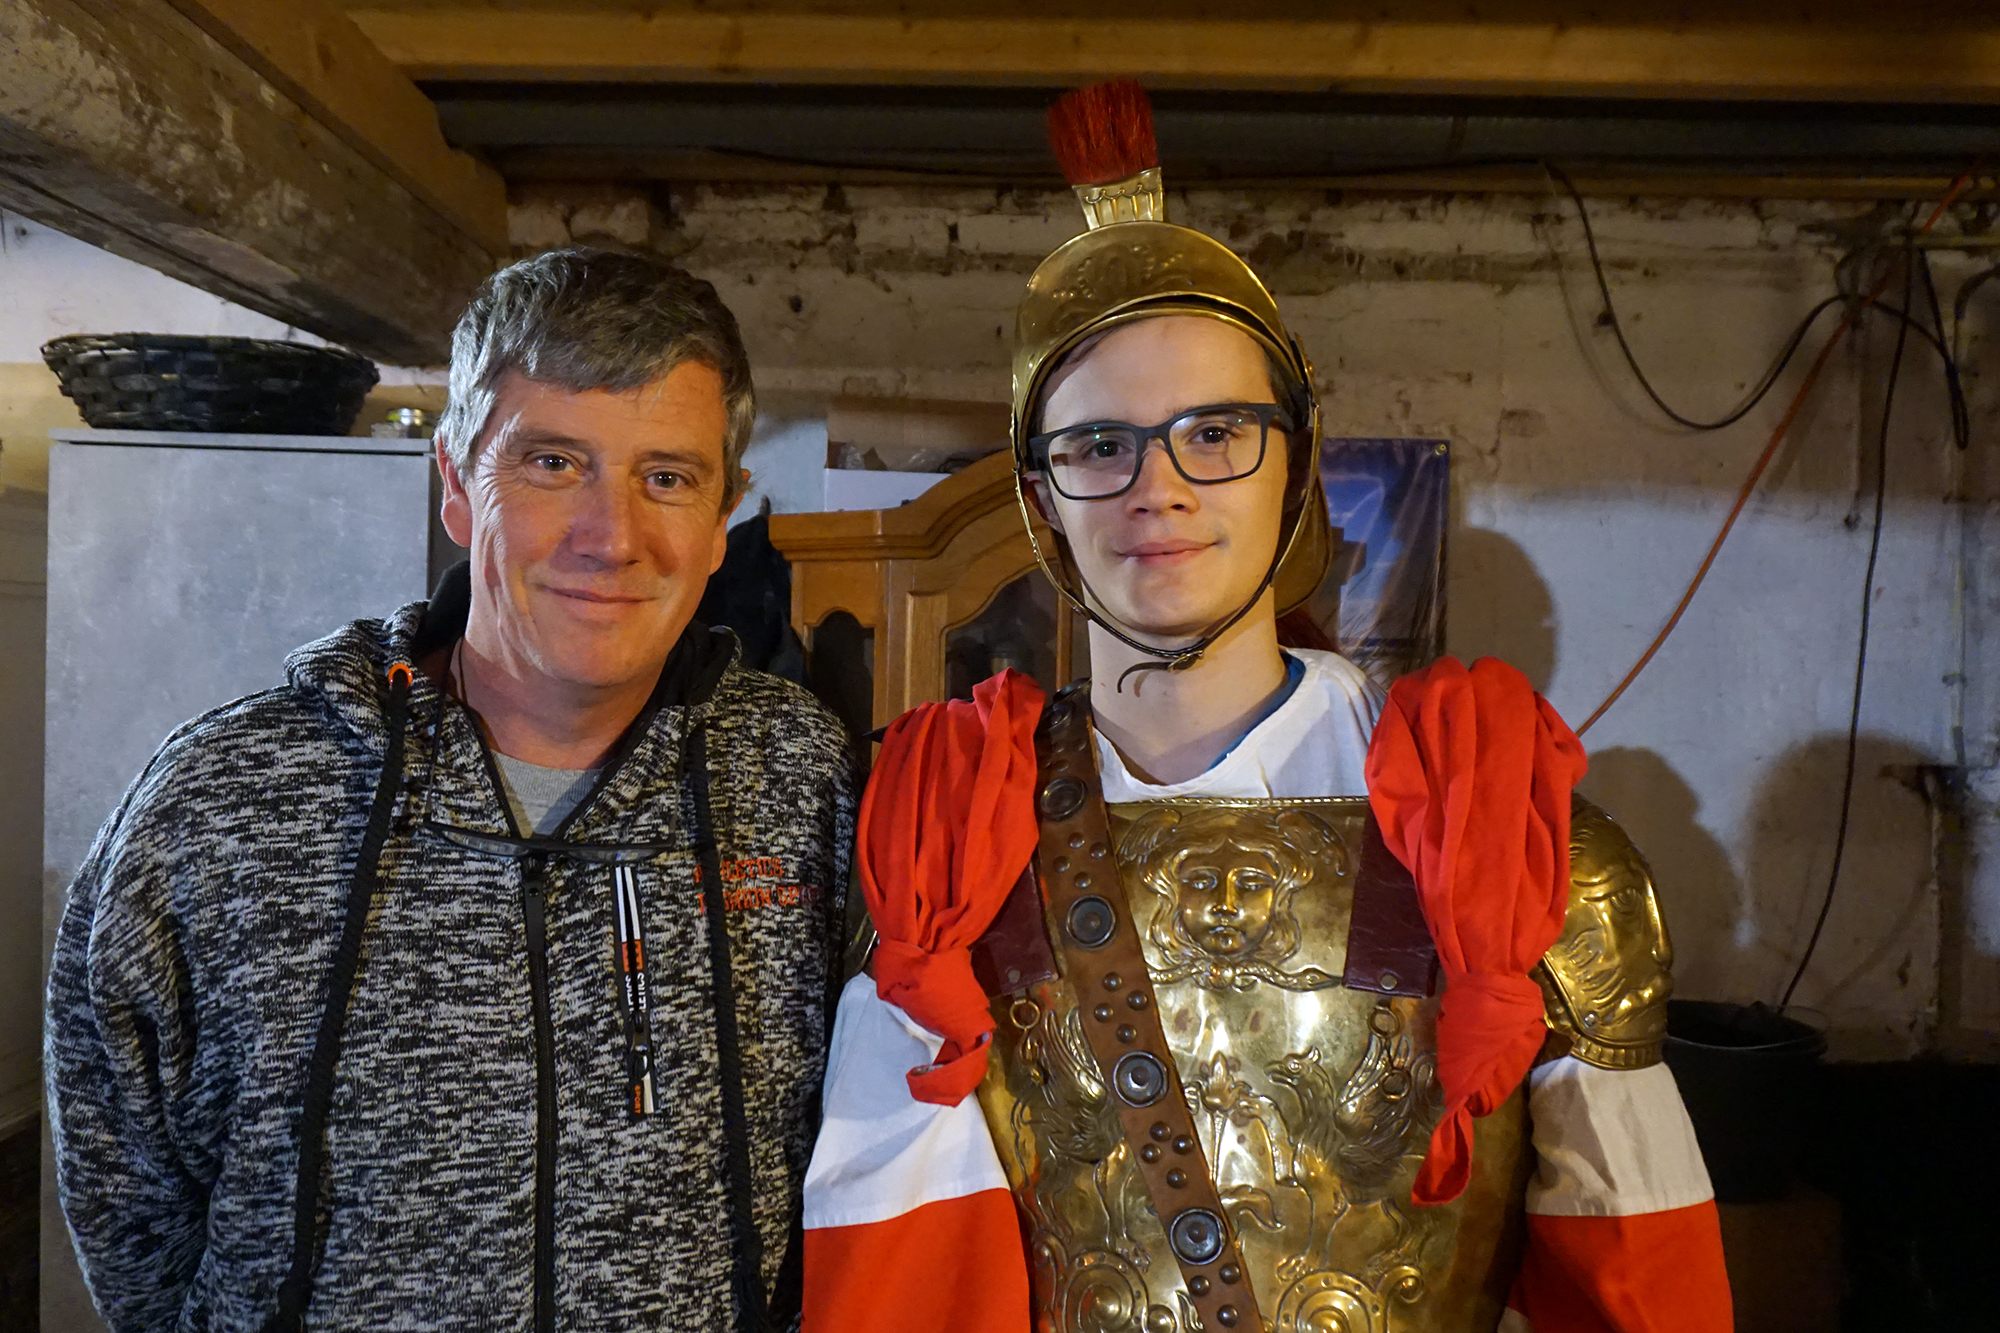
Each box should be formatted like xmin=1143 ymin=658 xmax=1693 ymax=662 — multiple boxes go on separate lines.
xmin=801 ymin=85 xmax=1731 ymax=1332
xmin=47 ymin=248 xmax=854 ymax=1332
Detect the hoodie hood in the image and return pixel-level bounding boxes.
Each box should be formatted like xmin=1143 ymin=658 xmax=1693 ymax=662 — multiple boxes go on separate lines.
xmin=283 ymin=561 xmax=741 ymax=755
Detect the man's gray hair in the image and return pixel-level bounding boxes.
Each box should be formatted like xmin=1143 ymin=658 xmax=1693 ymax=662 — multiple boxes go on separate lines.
xmin=438 ymin=247 xmax=755 ymax=507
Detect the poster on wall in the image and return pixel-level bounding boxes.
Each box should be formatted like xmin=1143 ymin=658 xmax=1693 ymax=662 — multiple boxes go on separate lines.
xmin=1310 ymin=437 xmax=1449 ymax=690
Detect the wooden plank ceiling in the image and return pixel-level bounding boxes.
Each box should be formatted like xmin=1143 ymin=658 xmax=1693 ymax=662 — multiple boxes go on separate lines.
xmin=344 ymin=3 xmax=2000 ymax=195
xmin=347 ymin=2 xmax=2000 ymax=104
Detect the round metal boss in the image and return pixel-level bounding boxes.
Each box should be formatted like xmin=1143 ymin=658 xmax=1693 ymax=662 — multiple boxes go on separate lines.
xmin=1038 ymin=776 xmax=1086 ymax=820
xmin=1112 ymin=1051 xmax=1168 ymax=1106
xmin=1066 ymin=895 xmax=1116 ymax=949
xmin=1168 ymin=1207 xmax=1226 ymax=1266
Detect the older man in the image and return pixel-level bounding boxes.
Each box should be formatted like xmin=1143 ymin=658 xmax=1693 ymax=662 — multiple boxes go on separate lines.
xmin=47 ymin=247 xmax=854 ymax=1333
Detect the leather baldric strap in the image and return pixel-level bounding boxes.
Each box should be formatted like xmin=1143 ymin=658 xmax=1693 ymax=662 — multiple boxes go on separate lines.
xmin=1342 ymin=812 xmax=1440 ymax=1000
xmin=1030 ymin=685 xmax=1264 ymax=1332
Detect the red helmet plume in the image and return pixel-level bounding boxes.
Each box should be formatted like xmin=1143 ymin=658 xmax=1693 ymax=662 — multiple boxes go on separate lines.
xmin=1046 ymin=79 xmax=1158 ymax=187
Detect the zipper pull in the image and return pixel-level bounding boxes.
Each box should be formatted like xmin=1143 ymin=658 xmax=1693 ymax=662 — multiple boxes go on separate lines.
xmin=612 ymin=864 xmax=657 ymax=1116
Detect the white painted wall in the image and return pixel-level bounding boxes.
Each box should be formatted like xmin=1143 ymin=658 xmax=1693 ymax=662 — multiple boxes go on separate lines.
xmin=31 ymin=193 xmax=1985 ymax=1055
xmin=0 ymin=217 xmax=332 ymax=363
xmin=10 ymin=168 xmax=1998 ymax=1333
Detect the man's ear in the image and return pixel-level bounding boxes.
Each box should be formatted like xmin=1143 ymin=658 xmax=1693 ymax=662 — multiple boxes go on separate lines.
xmin=724 ymin=468 xmax=750 ymax=525
xmin=436 ymin=438 xmax=473 ymax=547
xmin=1024 ymin=474 xmax=1066 ymax=536
xmin=708 ymin=471 xmax=748 ymax=575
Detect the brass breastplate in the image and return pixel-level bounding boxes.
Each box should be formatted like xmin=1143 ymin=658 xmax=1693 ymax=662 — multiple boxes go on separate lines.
xmin=976 ymin=797 xmax=1531 ymax=1333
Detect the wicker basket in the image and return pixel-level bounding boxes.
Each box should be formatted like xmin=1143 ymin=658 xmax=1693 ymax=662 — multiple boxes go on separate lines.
xmin=42 ymin=334 xmax=380 ymax=435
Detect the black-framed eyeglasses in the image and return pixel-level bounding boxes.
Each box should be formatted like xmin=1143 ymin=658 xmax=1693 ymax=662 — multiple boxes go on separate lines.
xmin=1027 ymin=401 xmax=1292 ymax=501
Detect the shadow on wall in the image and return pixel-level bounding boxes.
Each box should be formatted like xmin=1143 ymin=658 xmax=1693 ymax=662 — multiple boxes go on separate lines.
xmin=1446 ymin=522 xmax=1938 ymax=1049
xmin=1446 ymin=526 xmax=1555 ymax=694
xmin=1742 ymin=732 xmax=1937 ymax=1052
xmin=1579 ymin=746 xmax=1743 ymax=1001
xmin=1584 ymin=733 xmax=1936 ymax=1042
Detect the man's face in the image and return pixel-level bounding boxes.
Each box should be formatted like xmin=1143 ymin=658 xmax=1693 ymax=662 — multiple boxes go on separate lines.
xmin=1031 ymin=316 xmax=1290 ymax=643
xmin=438 ymin=365 xmax=739 ymax=693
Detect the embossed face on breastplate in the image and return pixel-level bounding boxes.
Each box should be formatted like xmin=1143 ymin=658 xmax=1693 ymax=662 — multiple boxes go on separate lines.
xmin=1123 ymin=804 xmax=1343 ymax=991
xmin=1174 ymin=850 xmax=1278 ymax=957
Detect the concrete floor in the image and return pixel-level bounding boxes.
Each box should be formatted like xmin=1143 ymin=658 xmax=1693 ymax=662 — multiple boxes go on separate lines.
xmin=1815 ymin=1061 xmax=2000 ymax=1329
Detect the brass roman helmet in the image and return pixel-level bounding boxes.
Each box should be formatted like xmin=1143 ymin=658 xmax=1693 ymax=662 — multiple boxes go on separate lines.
xmin=1011 ymin=81 xmax=1333 ymax=673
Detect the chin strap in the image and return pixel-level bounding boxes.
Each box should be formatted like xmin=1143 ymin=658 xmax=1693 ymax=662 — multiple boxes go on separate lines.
xmin=1097 ymin=537 xmax=1288 ymax=693
xmin=1112 ymin=653 xmax=1197 ymax=694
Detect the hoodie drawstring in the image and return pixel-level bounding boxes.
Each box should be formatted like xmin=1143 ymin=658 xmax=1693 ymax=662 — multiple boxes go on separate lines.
xmin=684 ymin=724 xmax=779 ymax=1333
xmin=267 ymin=661 xmax=413 ymax=1333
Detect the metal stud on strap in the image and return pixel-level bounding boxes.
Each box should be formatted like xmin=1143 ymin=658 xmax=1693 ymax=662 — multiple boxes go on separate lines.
xmin=1111 ymin=1051 xmax=1167 ymax=1106
xmin=1038 ymin=776 xmax=1086 ymax=820
xmin=1066 ymin=895 xmax=1117 ymax=948
xmin=1169 ymin=1208 xmax=1225 ymax=1264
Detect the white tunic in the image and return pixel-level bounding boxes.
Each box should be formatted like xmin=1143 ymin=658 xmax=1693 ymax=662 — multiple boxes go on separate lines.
xmin=1096 ymin=647 xmax=1382 ymax=802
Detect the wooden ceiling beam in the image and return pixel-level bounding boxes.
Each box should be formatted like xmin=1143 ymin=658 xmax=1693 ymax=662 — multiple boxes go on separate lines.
xmin=0 ymin=0 xmax=499 ymax=364
xmin=163 ymin=0 xmax=507 ymax=256
xmin=351 ymin=8 xmax=2000 ymax=105
xmin=498 ymin=152 xmax=1997 ymax=203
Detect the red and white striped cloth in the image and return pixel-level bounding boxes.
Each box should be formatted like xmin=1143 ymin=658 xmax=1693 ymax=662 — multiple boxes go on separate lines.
xmin=1503 ymin=1057 xmax=1731 ymax=1332
xmin=802 ymin=976 xmax=1028 ymax=1332
xmin=802 ymin=984 xmax=1730 ymax=1333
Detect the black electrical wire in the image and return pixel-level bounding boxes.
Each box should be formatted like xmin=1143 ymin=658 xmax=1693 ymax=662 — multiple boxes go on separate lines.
xmin=1855 ymin=299 xmax=1971 ymax=450
xmin=1547 ymin=163 xmax=1854 ymax=432
xmin=1546 ymin=177 xmax=1969 ymax=998
xmin=1551 ymin=164 xmax=1975 ymax=456
xmin=1915 ymin=248 xmax=1973 ymax=450
xmin=1779 ymin=239 xmax=1916 ymax=1011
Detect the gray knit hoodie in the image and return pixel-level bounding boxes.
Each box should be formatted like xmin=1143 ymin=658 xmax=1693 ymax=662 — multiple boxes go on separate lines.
xmin=45 ymin=576 xmax=855 ymax=1332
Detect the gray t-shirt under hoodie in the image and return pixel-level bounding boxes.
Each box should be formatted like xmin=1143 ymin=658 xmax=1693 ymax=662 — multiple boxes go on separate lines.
xmin=491 ymin=753 xmax=601 ymax=835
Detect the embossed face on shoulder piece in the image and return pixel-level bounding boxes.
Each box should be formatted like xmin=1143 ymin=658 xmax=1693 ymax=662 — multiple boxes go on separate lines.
xmin=1545 ymin=804 xmax=1675 ymax=1050
xmin=1120 ymin=804 xmax=1347 ymax=991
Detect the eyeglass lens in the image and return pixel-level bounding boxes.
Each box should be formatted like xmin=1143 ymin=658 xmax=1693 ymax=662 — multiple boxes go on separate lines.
xmin=1043 ymin=406 xmax=1270 ymax=498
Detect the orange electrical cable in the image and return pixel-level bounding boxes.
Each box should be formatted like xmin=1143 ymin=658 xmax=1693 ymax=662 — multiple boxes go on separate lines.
xmin=1574 ymin=174 xmax=1974 ymax=737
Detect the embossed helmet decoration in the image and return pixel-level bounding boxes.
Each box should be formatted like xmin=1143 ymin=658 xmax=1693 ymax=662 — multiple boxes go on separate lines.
xmin=1012 ymin=80 xmax=1333 ymax=674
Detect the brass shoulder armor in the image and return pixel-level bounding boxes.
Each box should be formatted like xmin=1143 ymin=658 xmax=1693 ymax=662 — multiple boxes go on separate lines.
xmin=1532 ymin=796 xmax=1675 ymax=1070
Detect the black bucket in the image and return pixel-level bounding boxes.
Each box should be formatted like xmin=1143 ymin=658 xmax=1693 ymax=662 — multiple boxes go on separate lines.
xmin=1662 ymin=999 xmax=1827 ymax=1204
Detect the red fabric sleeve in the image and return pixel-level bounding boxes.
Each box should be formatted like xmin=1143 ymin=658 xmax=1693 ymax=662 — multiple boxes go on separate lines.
xmin=859 ymin=670 xmax=1044 ymax=1106
xmin=804 ymin=1191 xmax=1033 ymax=1333
xmin=1365 ymin=656 xmax=1588 ymax=1205
xmin=1513 ymin=1204 xmax=1734 ymax=1333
